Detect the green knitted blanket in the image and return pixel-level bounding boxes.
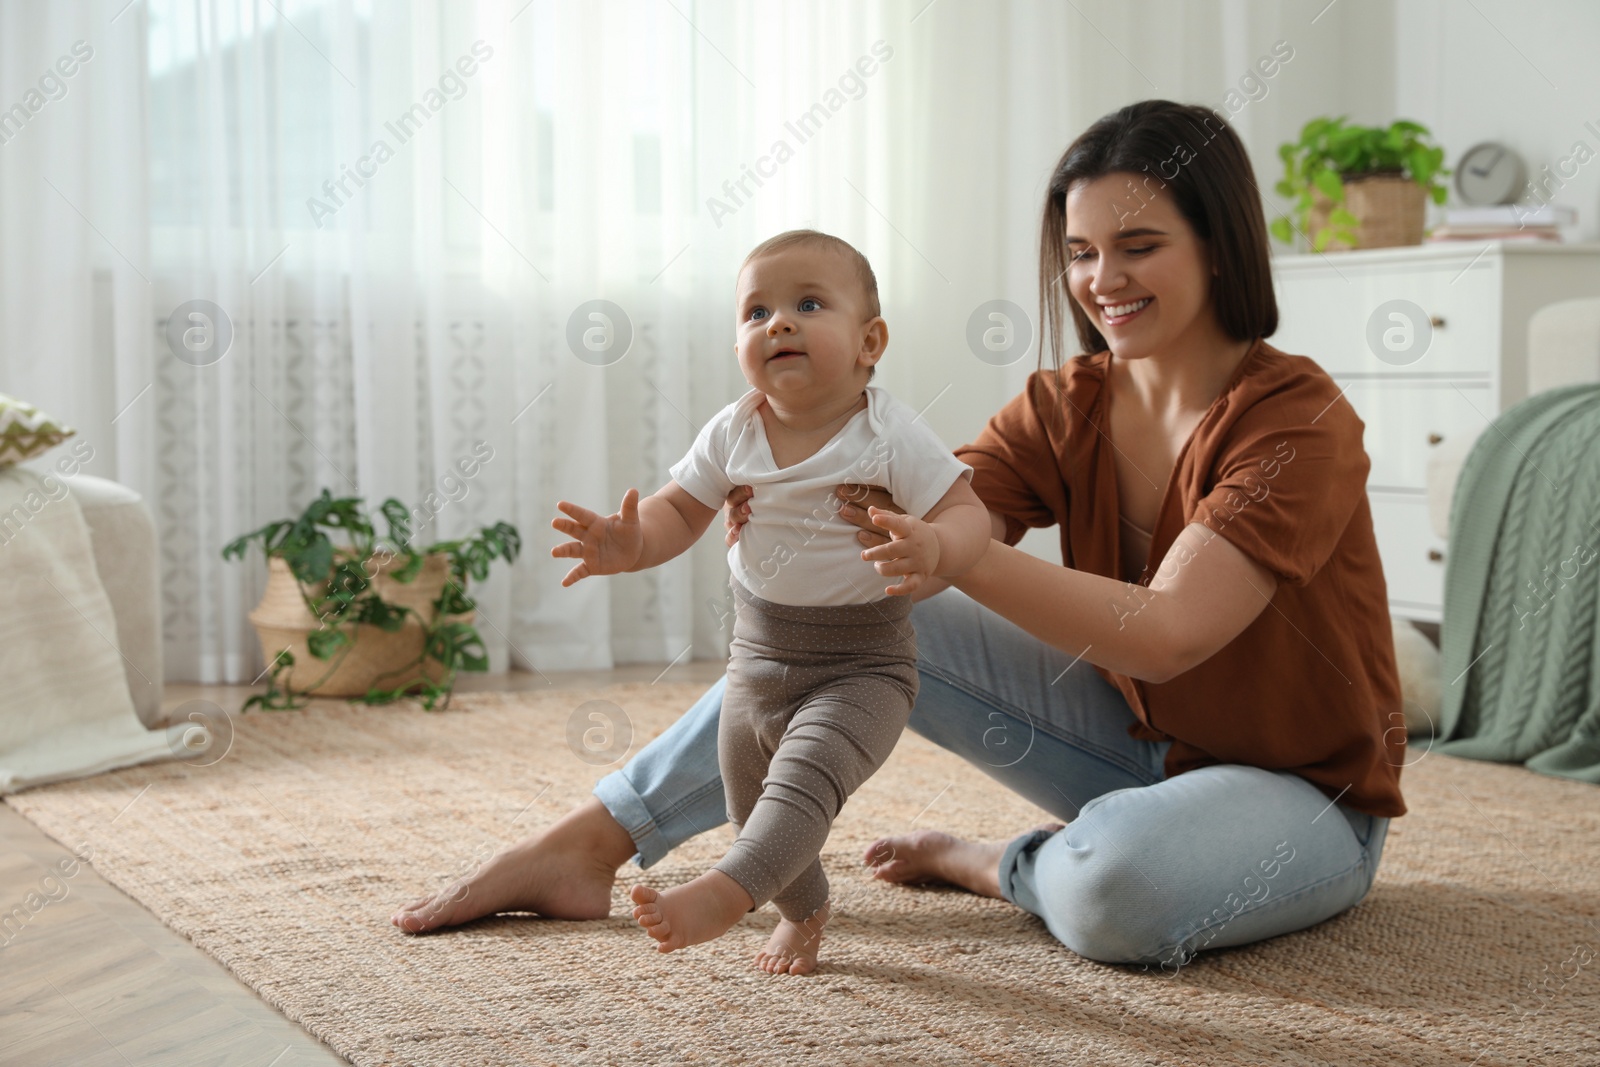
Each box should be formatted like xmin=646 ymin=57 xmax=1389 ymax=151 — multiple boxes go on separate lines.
xmin=1436 ymin=382 xmax=1600 ymax=783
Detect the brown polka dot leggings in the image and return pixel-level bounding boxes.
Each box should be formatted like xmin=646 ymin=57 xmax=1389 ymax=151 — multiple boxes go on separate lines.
xmin=712 ymin=576 xmax=919 ymax=924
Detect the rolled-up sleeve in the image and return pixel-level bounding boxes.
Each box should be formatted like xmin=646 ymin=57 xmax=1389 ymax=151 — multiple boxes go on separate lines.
xmin=1187 ymin=381 xmax=1370 ymax=587
xmin=954 ymin=372 xmax=1069 ymax=547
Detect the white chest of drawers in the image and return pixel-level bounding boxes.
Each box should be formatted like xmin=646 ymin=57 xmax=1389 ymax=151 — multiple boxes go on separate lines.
xmin=1270 ymin=241 xmax=1600 ymax=622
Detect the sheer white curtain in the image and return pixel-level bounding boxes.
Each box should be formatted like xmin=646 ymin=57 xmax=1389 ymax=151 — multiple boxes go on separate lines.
xmin=0 ymin=2 xmax=149 ymax=496
xmin=1 ymin=0 xmax=1325 ymax=684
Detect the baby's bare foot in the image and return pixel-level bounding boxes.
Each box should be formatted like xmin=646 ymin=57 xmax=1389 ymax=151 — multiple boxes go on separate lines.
xmin=630 ymin=869 xmax=754 ymax=954
xmin=755 ymin=901 xmax=831 ymax=976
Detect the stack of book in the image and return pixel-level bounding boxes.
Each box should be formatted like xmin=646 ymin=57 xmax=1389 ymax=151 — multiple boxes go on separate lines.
xmin=1426 ymin=204 xmax=1577 ymax=243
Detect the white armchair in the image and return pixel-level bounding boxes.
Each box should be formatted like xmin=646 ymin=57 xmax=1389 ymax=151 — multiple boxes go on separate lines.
xmin=72 ymin=475 xmax=164 ymax=727
xmin=1426 ymin=297 xmax=1600 ymax=537
xmin=0 ymin=468 xmax=175 ymax=793
xmin=1395 ymin=297 xmax=1600 ymax=736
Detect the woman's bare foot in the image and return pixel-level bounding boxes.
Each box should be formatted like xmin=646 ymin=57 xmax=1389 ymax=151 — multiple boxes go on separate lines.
xmin=755 ymin=901 xmax=831 ymax=976
xmin=862 ymin=822 xmax=1064 ymax=900
xmin=630 ymin=869 xmax=755 ymax=954
xmin=390 ymin=797 xmax=638 ymax=933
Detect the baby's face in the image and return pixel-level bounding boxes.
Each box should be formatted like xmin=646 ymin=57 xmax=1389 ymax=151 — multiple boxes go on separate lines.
xmin=734 ymin=246 xmax=881 ymax=407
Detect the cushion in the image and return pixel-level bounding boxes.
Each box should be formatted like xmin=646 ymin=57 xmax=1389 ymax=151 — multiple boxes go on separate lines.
xmin=0 ymin=394 xmax=76 ymax=467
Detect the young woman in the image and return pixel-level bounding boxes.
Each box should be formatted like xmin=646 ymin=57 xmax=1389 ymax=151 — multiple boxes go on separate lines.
xmin=391 ymin=99 xmax=1406 ymax=978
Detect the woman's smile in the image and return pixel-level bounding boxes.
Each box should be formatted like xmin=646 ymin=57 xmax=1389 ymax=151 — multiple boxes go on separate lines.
xmin=1101 ymin=297 xmax=1152 ymax=326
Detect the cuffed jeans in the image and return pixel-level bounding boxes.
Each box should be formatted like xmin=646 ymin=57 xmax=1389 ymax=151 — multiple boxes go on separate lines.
xmin=593 ymin=587 xmax=1391 ymax=968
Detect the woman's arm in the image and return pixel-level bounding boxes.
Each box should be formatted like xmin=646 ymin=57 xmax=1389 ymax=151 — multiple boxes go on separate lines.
xmin=828 ymin=484 xmax=1279 ymax=679
xmin=950 ymin=521 xmax=1278 ymax=683
xmin=731 ymin=480 xmax=1278 ymax=673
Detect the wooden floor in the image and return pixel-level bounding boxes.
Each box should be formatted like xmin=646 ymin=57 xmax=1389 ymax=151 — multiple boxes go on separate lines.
xmin=0 ymin=662 xmax=725 ymax=1067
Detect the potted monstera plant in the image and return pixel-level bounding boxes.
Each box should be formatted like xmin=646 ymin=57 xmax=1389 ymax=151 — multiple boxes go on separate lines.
xmin=1272 ymin=116 xmax=1450 ymax=252
xmin=222 ymin=489 xmax=520 ymax=712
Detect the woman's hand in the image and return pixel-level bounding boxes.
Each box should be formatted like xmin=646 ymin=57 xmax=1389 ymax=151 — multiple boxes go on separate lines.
xmin=834 ymin=483 xmax=898 ymax=548
xmin=725 ymin=482 xmax=900 ymax=548
xmin=728 ymin=481 xmax=955 ymax=600
xmin=722 ymin=484 xmax=754 ymax=547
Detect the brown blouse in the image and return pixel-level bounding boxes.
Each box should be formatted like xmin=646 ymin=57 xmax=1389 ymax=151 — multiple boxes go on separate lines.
xmin=953 ymin=337 xmax=1408 ymax=818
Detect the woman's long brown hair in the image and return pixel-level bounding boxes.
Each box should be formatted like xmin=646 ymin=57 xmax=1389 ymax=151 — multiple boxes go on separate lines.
xmin=1037 ymin=100 xmax=1278 ymax=381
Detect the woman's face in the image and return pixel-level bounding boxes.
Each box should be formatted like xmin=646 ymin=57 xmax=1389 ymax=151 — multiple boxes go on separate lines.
xmin=1063 ymin=171 xmax=1218 ymax=361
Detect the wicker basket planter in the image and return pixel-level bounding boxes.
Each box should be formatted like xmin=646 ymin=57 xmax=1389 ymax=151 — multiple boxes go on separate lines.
xmin=248 ymin=552 xmax=473 ymax=698
xmin=224 ymin=488 xmax=519 ymax=711
xmin=1273 ymin=117 xmax=1447 ymax=252
xmin=1309 ymin=173 xmax=1427 ymax=251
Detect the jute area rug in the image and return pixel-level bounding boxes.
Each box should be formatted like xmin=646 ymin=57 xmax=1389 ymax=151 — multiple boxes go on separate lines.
xmin=5 ymin=682 xmax=1597 ymax=1066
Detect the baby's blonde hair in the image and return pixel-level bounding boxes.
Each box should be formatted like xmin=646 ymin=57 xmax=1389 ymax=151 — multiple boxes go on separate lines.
xmin=740 ymin=229 xmax=881 ymax=379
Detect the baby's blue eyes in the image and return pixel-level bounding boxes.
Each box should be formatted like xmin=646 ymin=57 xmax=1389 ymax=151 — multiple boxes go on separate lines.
xmin=749 ymin=297 xmax=822 ymax=320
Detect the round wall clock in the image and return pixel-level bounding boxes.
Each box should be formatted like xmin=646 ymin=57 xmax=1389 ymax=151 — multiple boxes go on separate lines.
xmin=1454 ymin=142 xmax=1527 ymax=206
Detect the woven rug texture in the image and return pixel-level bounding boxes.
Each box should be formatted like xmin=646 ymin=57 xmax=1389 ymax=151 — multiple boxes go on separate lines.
xmin=4 ymin=682 xmax=1597 ymax=1067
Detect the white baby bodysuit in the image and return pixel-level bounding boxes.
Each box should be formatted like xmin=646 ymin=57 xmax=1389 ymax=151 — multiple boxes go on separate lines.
xmin=670 ymin=384 xmax=973 ymax=606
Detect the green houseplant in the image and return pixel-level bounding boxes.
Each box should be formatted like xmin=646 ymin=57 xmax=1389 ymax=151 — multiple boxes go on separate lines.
xmin=222 ymin=489 xmax=520 ymax=712
xmin=1271 ymin=116 xmax=1450 ymax=252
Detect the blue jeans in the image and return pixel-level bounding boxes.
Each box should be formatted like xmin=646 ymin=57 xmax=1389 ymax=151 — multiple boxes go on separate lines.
xmin=594 ymin=587 xmax=1391 ymax=968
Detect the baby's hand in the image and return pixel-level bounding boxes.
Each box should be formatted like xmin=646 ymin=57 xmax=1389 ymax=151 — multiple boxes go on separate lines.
xmin=860 ymin=506 xmax=940 ymax=597
xmin=550 ymin=489 xmax=645 ymax=587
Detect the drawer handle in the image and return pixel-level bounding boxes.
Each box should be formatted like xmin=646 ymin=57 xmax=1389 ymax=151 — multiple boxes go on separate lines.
xmin=1429 ymin=315 xmax=1446 ymax=328
xmin=1427 ymin=549 xmax=1445 ymax=563
xmin=1428 ymin=432 xmax=1444 ymax=445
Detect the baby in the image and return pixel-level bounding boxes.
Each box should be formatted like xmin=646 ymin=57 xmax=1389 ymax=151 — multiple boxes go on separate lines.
xmin=550 ymin=229 xmax=990 ymax=975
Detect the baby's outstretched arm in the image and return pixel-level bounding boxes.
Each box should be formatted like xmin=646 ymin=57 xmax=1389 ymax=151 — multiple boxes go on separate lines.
xmin=551 ymin=482 xmax=718 ymax=587
xmin=860 ymin=478 xmax=990 ymax=597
